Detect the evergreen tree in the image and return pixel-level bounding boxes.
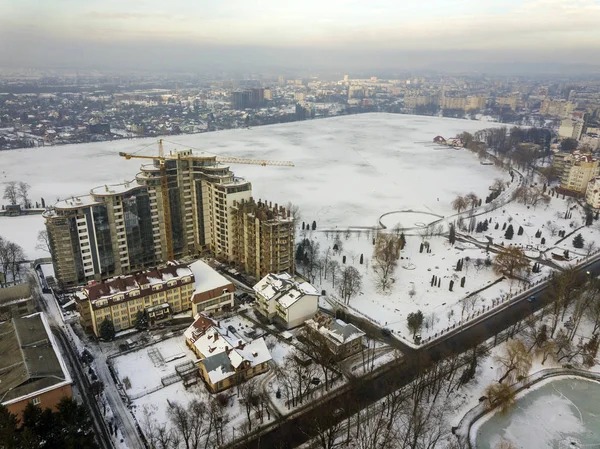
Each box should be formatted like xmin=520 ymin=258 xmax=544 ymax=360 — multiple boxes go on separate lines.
xmin=359 ymin=254 xmax=364 ymax=264
xmin=449 ymin=280 xmax=454 ymax=291
xmin=461 ymin=277 xmax=466 ymax=287
xmin=311 ymin=220 xmax=317 ymax=231
xmin=448 ymin=225 xmax=456 ymax=245
xmin=133 ymin=311 xmax=148 ymax=330
xmin=419 ymin=242 xmax=424 ymax=253
xmin=517 ymin=226 xmax=524 ymax=236
xmin=504 ymin=224 xmax=514 ymax=240
xmin=573 ymin=233 xmax=585 ymax=249
xmin=342 ymin=255 xmax=346 ymax=264
xmin=99 ymin=318 xmax=116 ymax=341
xmin=541 ymin=237 xmax=546 ymax=245
xmin=502 ymin=222 xmax=507 ymax=231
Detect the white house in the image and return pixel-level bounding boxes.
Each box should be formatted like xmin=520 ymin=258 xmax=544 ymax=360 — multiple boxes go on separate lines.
xmin=188 ymin=260 xmax=235 ymax=316
xmin=253 ymin=273 xmax=319 ymax=328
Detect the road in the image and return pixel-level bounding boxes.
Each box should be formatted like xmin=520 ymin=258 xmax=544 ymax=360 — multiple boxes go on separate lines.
xmin=31 ymin=269 xmax=114 ymax=449
xmin=231 ymin=256 xmax=600 ymax=449
xmin=32 ymin=267 xmax=145 ymax=449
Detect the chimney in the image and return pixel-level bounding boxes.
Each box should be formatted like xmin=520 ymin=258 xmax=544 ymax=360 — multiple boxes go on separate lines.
xmin=214 ymin=333 xmax=218 ymax=341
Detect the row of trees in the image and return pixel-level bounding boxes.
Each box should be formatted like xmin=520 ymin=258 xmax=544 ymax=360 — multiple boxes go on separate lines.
xmin=2 ymin=181 xmax=34 ymax=208
xmin=0 ymin=398 xmax=98 ymax=449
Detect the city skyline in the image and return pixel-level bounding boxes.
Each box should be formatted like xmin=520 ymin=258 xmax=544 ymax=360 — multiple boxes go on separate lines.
xmin=1 ymin=0 xmax=600 ymax=73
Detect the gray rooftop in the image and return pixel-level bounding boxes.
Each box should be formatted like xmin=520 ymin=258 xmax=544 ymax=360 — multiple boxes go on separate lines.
xmin=0 ymin=314 xmax=70 ymax=404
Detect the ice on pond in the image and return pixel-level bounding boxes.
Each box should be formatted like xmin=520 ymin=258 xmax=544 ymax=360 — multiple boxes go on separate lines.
xmin=474 ymin=378 xmax=600 ymax=449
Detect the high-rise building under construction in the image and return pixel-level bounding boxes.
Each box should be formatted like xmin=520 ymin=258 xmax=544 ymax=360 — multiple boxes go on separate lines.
xmin=43 ymin=149 xmax=283 ymax=288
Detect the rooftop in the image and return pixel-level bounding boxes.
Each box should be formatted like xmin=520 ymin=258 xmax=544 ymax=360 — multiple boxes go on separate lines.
xmin=253 ymin=272 xmax=319 ymax=309
xmin=90 ymin=180 xmax=141 ymax=196
xmin=306 ymin=312 xmax=365 ymax=346
xmin=0 ymin=313 xmax=71 ymax=405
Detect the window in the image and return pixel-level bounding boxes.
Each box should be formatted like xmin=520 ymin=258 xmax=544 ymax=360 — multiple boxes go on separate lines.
xmin=32 ymin=397 xmax=41 ymax=405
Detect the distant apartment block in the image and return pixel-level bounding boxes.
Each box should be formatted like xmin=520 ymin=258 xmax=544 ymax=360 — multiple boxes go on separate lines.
xmin=540 ymin=99 xmax=575 ymax=118
xmin=75 ymin=262 xmax=195 ymax=336
xmin=586 ymin=177 xmax=600 ymax=209
xmin=231 ymin=199 xmax=295 ymax=280
xmin=558 ymin=118 xmax=585 ymax=140
xmin=554 ymin=152 xmax=600 ymax=194
xmin=0 ymin=313 xmax=72 ymax=420
xmin=253 ymin=273 xmax=319 ymax=328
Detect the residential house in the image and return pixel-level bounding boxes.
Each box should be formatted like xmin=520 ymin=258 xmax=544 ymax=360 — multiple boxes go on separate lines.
xmin=305 ymin=312 xmax=365 ymax=360
xmin=253 ymin=273 xmax=319 ymax=329
xmin=184 ymin=315 xmax=271 ymax=393
xmin=0 ymin=313 xmax=72 ymax=420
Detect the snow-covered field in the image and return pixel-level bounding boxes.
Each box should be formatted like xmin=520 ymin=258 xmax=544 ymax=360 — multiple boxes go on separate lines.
xmin=0 ymin=114 xmax=503 ymax=234
xmin=0 ymin=213 xmax=46 ymax=259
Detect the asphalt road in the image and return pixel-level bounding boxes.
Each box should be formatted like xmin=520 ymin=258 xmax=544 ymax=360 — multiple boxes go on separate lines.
xmin=233 ymin=256 xmax=600 ymax=449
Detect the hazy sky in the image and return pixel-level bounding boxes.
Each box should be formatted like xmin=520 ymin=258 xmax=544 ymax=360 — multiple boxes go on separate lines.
xmin=1 ymin=0 xmax=600 ymax=73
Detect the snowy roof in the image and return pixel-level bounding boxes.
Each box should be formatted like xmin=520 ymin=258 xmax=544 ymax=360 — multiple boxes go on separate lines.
xmin=306 ymin=312 xmax=365 ymax=346
xmin=82 ymin=262 xmax=193 ymax=304
xmin=253 ymin=273 xmax=318 ymax=309
xmin=186 ymin=316 xmax=272 ymax=384
xmin=90 ymin=180 xmax=140 ymax=197
xmin=54 ymin=195 xmax=100 ymax=210
xmin=188 ymin=260 xmax=232 ymax=294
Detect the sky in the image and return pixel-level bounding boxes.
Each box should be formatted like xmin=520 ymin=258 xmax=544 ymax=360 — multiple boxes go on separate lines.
xmin=1 ymin=0 xmax=599 ymax=73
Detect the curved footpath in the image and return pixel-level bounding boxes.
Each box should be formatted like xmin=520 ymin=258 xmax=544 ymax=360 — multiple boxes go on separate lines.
xmin=454 ymin=368 xmax=600 ymax=448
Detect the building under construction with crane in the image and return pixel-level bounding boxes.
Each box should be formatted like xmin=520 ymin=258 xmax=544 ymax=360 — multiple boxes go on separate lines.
xmin=43 ymin=142 xmax=295 ymax=288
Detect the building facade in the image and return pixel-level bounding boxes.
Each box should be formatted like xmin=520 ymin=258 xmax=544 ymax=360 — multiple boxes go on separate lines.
xmin=586 ymin=177 xmax=600 ymax=209
xmin=188 ymin=260 xmax=235 ymax=316
xmin=231 ymin=199 xmax=295 ymax=280
xmin=253 ymin=273 xmax=319 ymax=329
xmin=44 ymin=149 xmax=253 ymax=288
xmin=305 ymin=312 xmax=365 ymax=361
xmin=75 ymin=262 xmax=195 ymax=336
xmin=556 ymin=152 xmax=600 ymax=194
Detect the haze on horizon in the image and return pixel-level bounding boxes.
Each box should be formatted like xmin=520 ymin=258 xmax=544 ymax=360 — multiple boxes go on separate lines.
xmin=1 ymin=0 xmax=600 ymax=74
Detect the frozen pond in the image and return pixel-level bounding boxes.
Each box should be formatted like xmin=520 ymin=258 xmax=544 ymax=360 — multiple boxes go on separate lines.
xmin=473 ymin=377 xmax=600 ymax=449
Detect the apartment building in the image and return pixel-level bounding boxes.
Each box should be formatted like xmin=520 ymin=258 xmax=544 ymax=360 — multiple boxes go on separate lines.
xmin=253 ymin=273 xmax=319 ymax=328
xmin=44 ymin=149 xmax=252 ymax=288
xmin=558 ymin=118 xmax=585 ymax=140
xmin=75 ymin=262 xmax=195 ymax=336
xmin=556 ymin=152 xmax=600 ymax=194
xmin=540 ymin=99 xmax=575 ymax=118
xmin=188 ymin=260 xmax=235 ymax=316
xmin=586 ymin=177 xmax=600 ymax=209
xmin=231 ymin=199 xmax=295 ymax=280
xmin=0 ymin=313 xmax=72 ymax=420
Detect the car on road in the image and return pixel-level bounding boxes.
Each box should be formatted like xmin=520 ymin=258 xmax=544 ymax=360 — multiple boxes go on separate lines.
xmin=381 ymin=328 xmax=392 ymax=337
xmin=228 ymin=325 xmax=236 ymax=334
xmin=526 ymin=295 xmax=536 ymax=303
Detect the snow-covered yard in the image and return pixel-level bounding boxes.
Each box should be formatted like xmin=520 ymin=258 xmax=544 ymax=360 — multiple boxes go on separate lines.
xmin=0 ymin=213 xmax=46 ymax=259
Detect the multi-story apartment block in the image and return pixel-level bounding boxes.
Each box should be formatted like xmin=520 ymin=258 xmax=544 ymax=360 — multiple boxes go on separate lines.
xmin=556 ymin=152 xmax=600 ymax=194
xmin=44 ymin=149 xmax=252 ymax=288
xmin=75 ymin=262 xmax=195 ymax=336
xmin=231 ymin=199 xmax=295 ymax=280
xmin=253 ymin=273 xmax=319 ymax=328
xmin=585 ymin=177 xmax=600 ymax=209
xmin=558 ymin=118 xmax=585 ymax=140
xmin=540 ymin=99 xmax=576 ymax=118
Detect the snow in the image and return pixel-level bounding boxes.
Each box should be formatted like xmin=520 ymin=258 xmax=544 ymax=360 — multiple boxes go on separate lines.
xmin=188 ymin=260 xmax=231 ymax=293
xmin=0 ymin=114 xmax=503 ymax=234
xmin=472 ymin=377 xmax=600 ymax=449
xmin=111 ymin=335 xmax=197 ymax=397
xmin=0 ymin=214 xmax=46 ymax=259
xmin=39 ymin=262 xmax=55 ymax=279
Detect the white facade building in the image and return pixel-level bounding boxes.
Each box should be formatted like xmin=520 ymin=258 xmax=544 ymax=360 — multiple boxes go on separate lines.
xmin=253 ymin=273 xmax=319 ymax=329
xmin=586 ymin=177 xmax=600 ymax=209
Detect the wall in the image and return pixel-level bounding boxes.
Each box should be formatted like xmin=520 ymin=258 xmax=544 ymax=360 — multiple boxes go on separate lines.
xmin=6 ymin=384 xmax=72 ymax=422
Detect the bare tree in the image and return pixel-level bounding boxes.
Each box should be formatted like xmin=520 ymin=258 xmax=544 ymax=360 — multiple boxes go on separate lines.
xmin=168 ymin=398 xmax=207 ymax=449
xmin=546 ymin=220 xmax=560 ymax=237
xmin=297 ymin=327 xmax=337 ymax=391
xmin=491 ymin=178 xmax=506 ymax=192
xmin=239 ymin=378 xmax=259 ymax=431
xmin=329 ymin=260 xmax=341 ymax=289
xmin=484 ymin=382 xmax=516 ymax=415
xmin=285 ymin=201 xmax=301 ymax=225
xmin=584 ymin=240 xmax=597 ymax=257
xmin=17 ymin=182 xmax=31 ymax=208
xmin=2 ymin=181 xmax=18 ymax=205
xmin=494 ymin=339 xmax=532 ymax=384
xmin=451 ymin=195 xmax=468 ymax=214
xmin=493 ymin=246 xmax=529 ymax=279
xmin=465 ymin=192 xmax=479 ymax=210
xmin=36 ymin=230 xmax=51 ymax=253
xmin=372 ymin=233 xmax=401 ymax=292
xmin=337 ymin=266 xmax=362 ymax=304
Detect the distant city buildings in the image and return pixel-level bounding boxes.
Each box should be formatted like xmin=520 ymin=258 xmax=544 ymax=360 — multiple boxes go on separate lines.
xmin=585 ymin=177 xmax=600 ymax=209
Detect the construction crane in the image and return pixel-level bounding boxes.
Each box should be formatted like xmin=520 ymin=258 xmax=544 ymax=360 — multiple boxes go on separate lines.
xmin=118 ymin=139 xmax=294 ymax=260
